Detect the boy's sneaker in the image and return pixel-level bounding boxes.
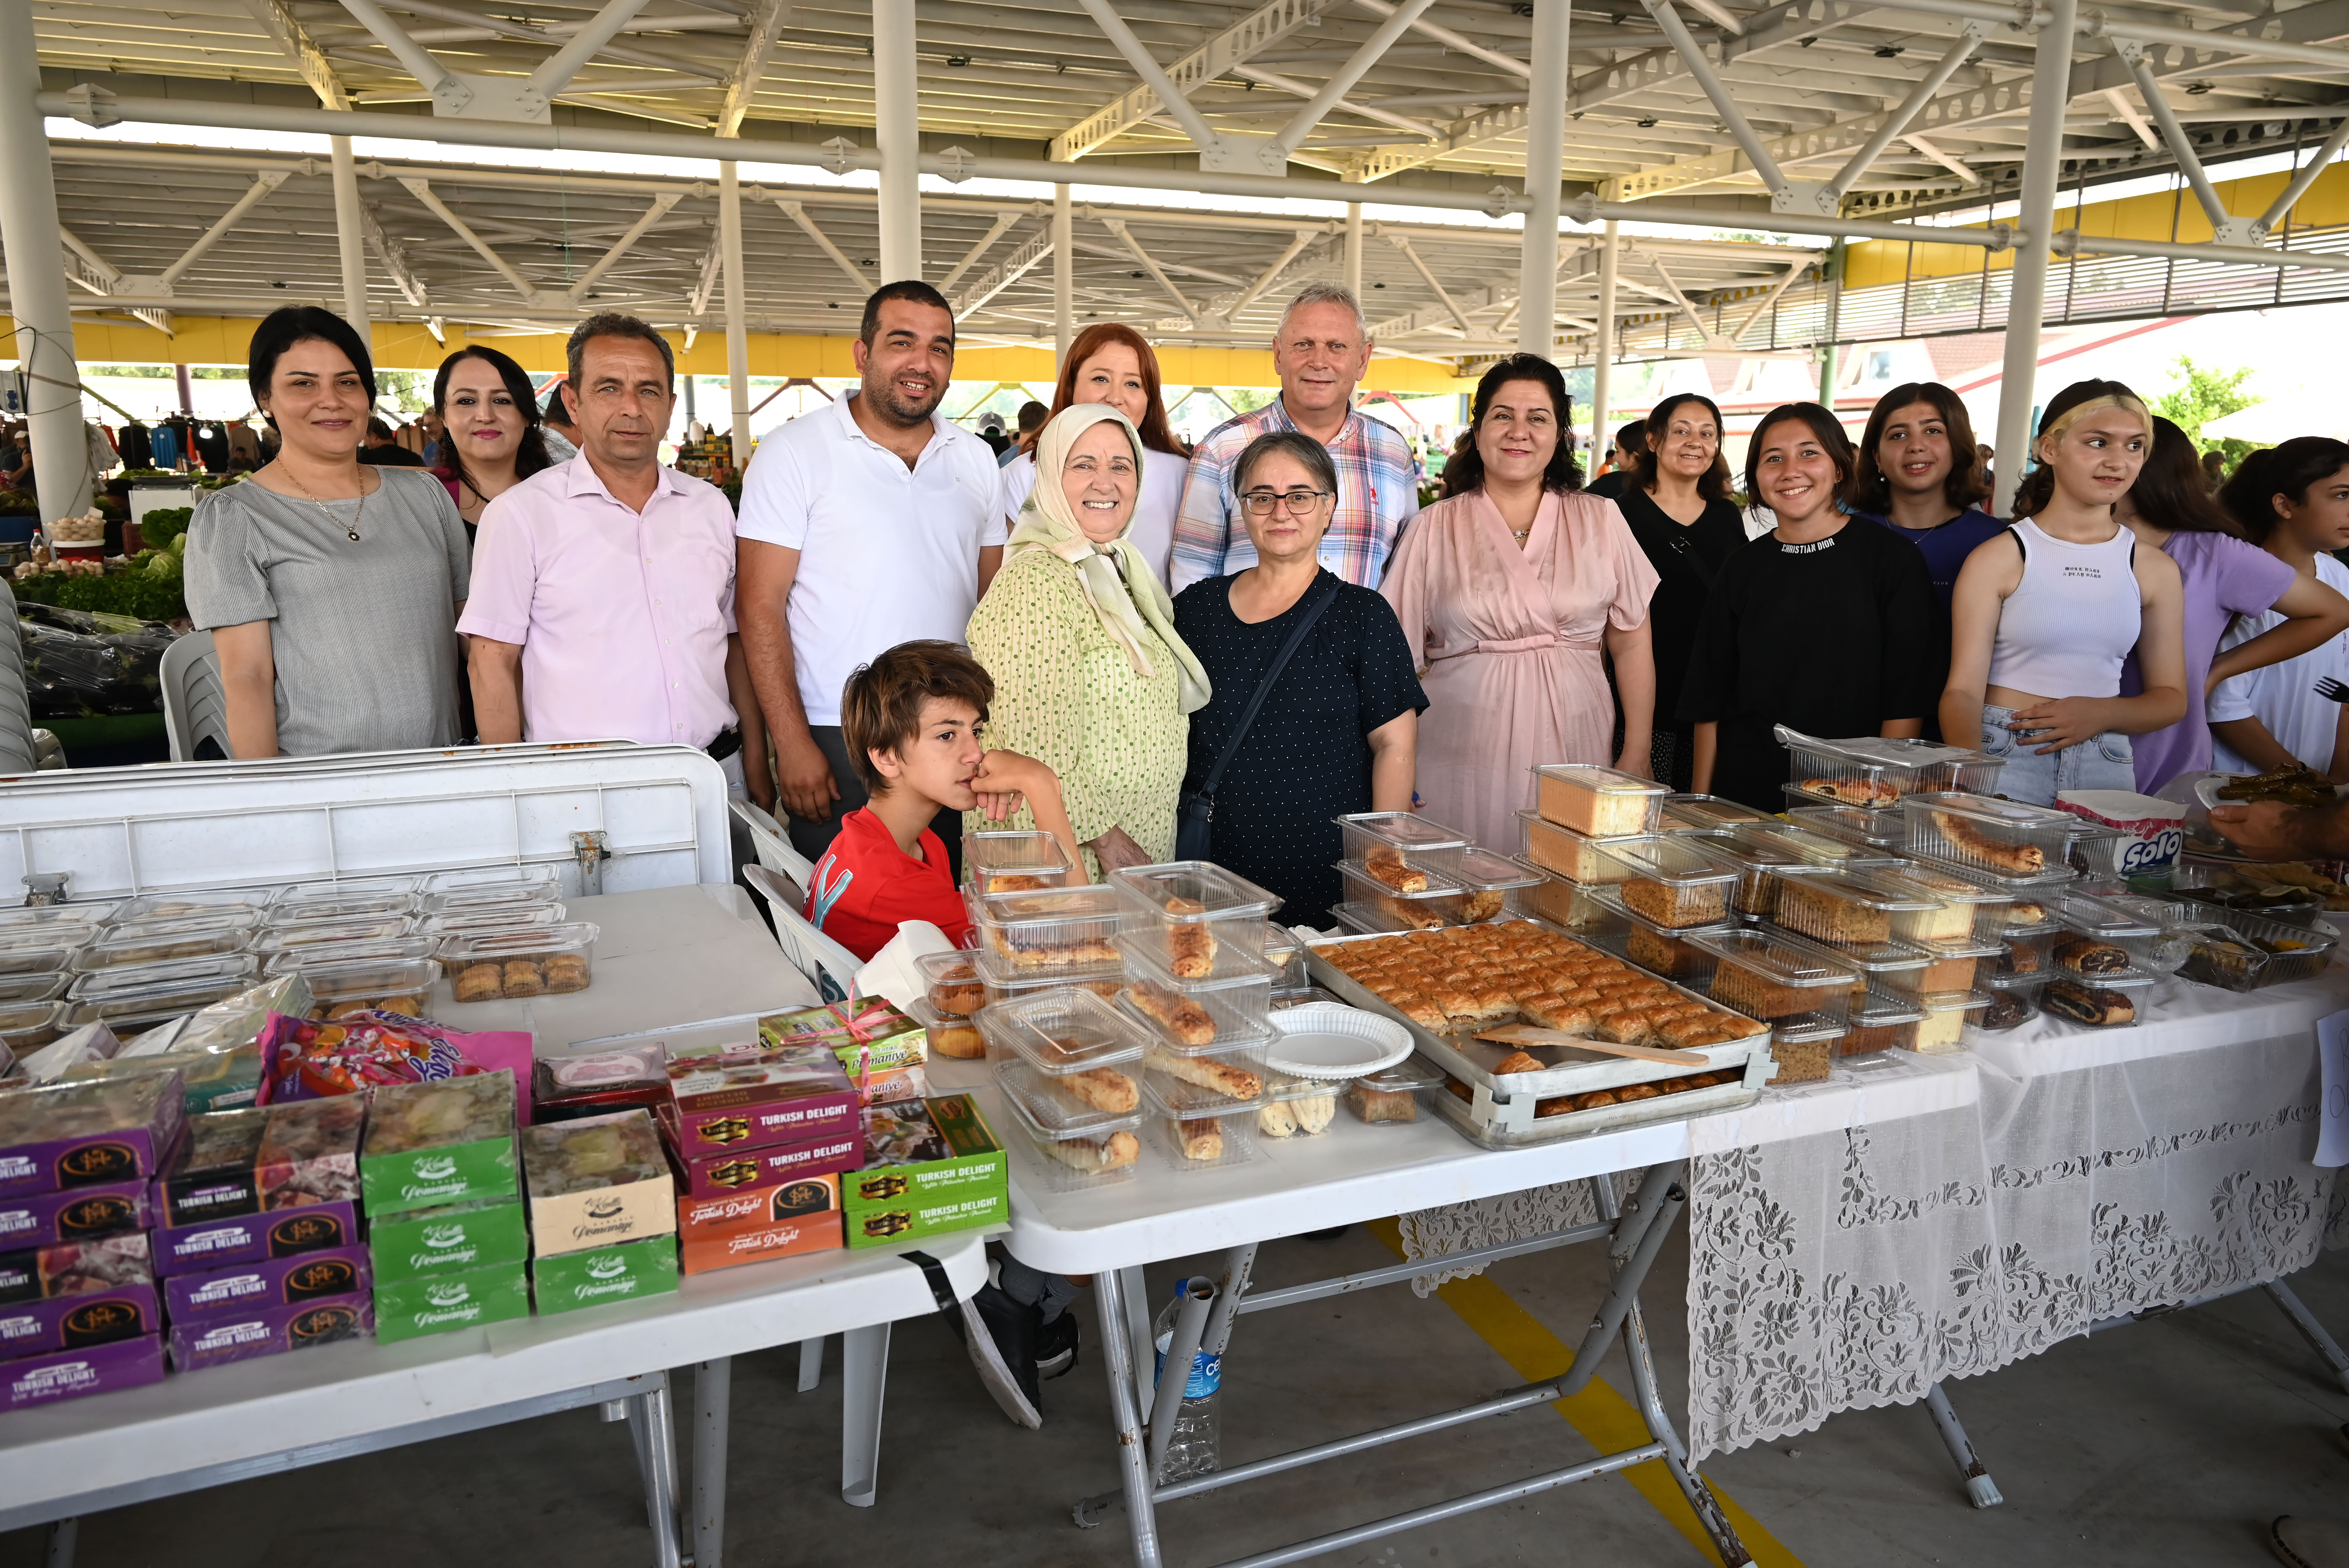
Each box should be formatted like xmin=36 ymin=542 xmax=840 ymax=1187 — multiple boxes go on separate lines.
xmin=1036 ymin=1309 xmax=1081 ymax=1380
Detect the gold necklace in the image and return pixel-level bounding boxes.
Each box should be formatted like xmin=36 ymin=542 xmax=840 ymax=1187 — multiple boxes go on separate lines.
xmin=278 ymin=463 xmax=370 ymax=542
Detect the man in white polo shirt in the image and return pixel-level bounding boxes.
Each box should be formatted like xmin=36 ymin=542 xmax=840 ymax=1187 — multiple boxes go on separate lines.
xmin=737 ymin=280 xmax=1006 ymax=862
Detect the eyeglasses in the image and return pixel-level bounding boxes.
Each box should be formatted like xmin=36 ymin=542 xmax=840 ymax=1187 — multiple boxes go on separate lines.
xmin=1240 ymin=488 xmax=1331 ymax=516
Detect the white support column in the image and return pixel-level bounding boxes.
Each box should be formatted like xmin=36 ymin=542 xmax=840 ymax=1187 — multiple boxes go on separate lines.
xmin=1817 ymin=238 xmax=1843 ymax=406
xmin=0 ymin=0 xmax=91 ymax=519
xmin=720 ymin=161 xmax=751 ymax=463
xmin=1052 ymin=181 xmax=1073 ymax=361
xmin=330 ymin=135 xmax=373 ymax=341
xmin=1992 ymin=0 xmax=2076 ymax=516
xmin=1589 ymin=220 xmax=1620 ymax=461
xmin=1344 ymin=202 xmax=1364 ymax=300
xmin=873 ymin=0 xmax=921 ymax=281
xmin=1516 ymin=0 xmax=1569 ymax=356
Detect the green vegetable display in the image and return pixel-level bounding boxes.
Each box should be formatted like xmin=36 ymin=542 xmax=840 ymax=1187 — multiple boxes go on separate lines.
xmin=11 ymin=567 xmax=186 ymax=624
xmin=139 ymin=506 xmax=194 ymax=548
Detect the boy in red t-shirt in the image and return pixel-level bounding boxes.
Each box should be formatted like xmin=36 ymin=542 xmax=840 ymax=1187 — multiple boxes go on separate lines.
xmin=804 ymin=640 xmax=1082 ymax=962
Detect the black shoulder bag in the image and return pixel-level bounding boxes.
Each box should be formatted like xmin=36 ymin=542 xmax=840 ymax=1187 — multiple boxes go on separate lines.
xmin=1175 ymin=577 xmax=1339 ymax=863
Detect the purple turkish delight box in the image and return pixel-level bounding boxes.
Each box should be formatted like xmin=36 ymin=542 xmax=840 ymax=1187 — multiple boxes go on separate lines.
xmin=168 ymin=1292 xmax=372 ymax=1371
xmin=0 ymin=1072 xmax=186 ymax=1196
xmin=152 ymin=1198 xmax=360 ymax=1278
xmin=0 ymin=1282 xmax=160 ymax=1359
xmin=0 ymin=1182 xmax=149 ymax=1251
xmin=0 ymin=1234 xmax=155 ymax=1305
xmin=164 ymin=1246 xmax=370 ymax=1319
xmin=2 ymin=1334 xmax=166 ymax=1409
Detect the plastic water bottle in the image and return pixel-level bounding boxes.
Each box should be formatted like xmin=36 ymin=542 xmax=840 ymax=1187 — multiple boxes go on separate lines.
xmin=1152 ymin=1294 xmax=1222 ymax=1480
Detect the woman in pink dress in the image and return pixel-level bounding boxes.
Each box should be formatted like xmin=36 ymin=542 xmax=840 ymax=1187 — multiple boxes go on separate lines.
xmin=1381 ymin=355 xmax=1659 ymax=853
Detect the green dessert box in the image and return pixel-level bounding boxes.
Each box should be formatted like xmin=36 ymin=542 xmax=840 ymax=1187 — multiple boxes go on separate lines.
xmin=758 ymin=999 xmax=927 ymax=1075
xmin=373 ymin=1259 xmax=531 ymax=1343
xmin=531 ymin=1235 xmax=679 ymax=1315
xmin=359 ymin=1072 xmax=519 ymax=1218
xmin=843 ymin=1093 xmax=1008 ymax=1251
xmin=367 ymin=1199 xmax=530 ymax=1283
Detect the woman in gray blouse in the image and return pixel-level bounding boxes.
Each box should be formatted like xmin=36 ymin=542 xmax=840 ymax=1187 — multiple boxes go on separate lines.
xmin=186 ymin=308 xmax=471 ymax=757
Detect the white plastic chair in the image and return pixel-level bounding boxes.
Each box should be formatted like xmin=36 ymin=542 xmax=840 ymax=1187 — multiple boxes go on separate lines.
xmin=741 ymin=862 xmax=861 ymax=1003
xmin=728 ymin=797 xmax=815 ymax=899
xmin=159 ymin=629 xmax=230 ymax=762
xmin=0 ymin=584 xmax=36 ymax=775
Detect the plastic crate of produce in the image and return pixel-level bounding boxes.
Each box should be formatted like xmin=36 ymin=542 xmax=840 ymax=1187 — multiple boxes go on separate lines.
xmin=1589 ymin=837 xmax=1739 ymax=930
xmin=961 ymin=830 xmax=1074 ymax=894
xmin=1528 ymin=763 xmax=1667 ymax=837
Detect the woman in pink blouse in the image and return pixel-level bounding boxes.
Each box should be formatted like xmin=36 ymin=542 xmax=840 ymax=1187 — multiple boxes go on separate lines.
xmin=1380 ymin=355 xmax=1659 ymax=852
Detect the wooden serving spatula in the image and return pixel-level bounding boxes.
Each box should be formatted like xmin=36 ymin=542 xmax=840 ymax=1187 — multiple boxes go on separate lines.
xmin=1474 ymin=1025 xmax=1709 ymax=1068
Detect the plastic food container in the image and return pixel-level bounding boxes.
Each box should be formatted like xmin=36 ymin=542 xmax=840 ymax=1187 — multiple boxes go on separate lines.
xmin=1870 ymin=935 xmax=1998 ymax=999
xmin=975 ymin=985 xmax=1148 ymax=1075
xmin=1335 ymin=811 xmax=1472 ymax=884
xmin=1867 ymin=864 xmax=2015 ymax=944
xmin=1984 ymin=927 xmax=2058 ymax=984
xmin=1767 ymin=1018 xmax=1846 ymax=1084
xmin=68 ymin=951 xmax=258 ymax=1002
xmin=291 ymin=957 xmax=444 ymax=1019
xmin=1255 ymin=1072 xmax=1342 ymax=1138
xmin=2045 ymin=891 xmax=2165 ymax=973
xmin=1904 ymin=792 xmax=2082 ymax=880
xmin=272 ymin=874 xmax=420 ymax=905
xmin=0 ymin=902 xmax=117 ymax=938
xmin=1866 ymin=735 xmax=2005 ymax=794
xmin=1972 ymin=972 xmax=2049 ymax=1033
xmin=917 ymin=950 xmax=987 ymax=1019
xmin=972 ymin=950 xmax=1123 ymax=1007
xmin=2167 ymin=862 xmax=2327 ymax=928
xmin=0 ymin=1001 xmax=68 ymax=1055
xmin=1581 ymin=884 xmax=1727 ymax=980
xmin=1783 ymin=800 xmax=1909 ymax=853
xmin=419 ymin=882 xmax=564 ymax=917
xmin=0 ymin=945 xmax=72 ymax=981
xmin=1340 ymin=1056 xmax=1446 ymax=1125
xmin=2175 ymin=907 xmax=2337 ymax=991
xmin=1530 ymin=763 xmax=1667 ymax=837
xmin=2085 ymin=893 xmax=2212 ymax=975
xmin=1837 ymin=992 xmax=1926 ymax=1056
xmin=961 ymin=829 xmax=1074 ymax=894
xmin=1770 ymin=871 xmax=1936 ymax=948
xmin=263 ymin=936 xmax=438 ymax=975
xmin=973 ymin=884 xmax=1126 ymax=975
xmin=1701 ymin=838 xmax=1829 ymax=921
xmin=2039 ymin=972 xmax=2158 ymax=1027
xmin=418 ymin=903 xmax=567 ymax=937
xmin=0 ymin=973 xmax=68 ymax=1007
xmin=260 ymin=891 xmax=416 ymax=927
xmin=439 ymin=922 xmax=600 ymax=1001
xmin=251 ymin=917 xmax=415 ymax=956
xmin=1262 ymin=928 xmax=1308 ymax=994
xmin=104 ymin=910 xmax=262 ymax=944
xmin=1778 ymin=730 xmax=1915 ymax=809
xmin=1660 ymin=793 xmax=1771 ymax=832
xmin=1141 ymin=1073 xmax=1259 ymax=1170
xmin=111 ymin=890 xmax=273 ymax=924
xmin=997 ymin=1082 xmax=1144 ymax=1191
xmin=1590 ymin=837 xmax=1738 ymax=930
xmin=1684 ymin=927 xmax=1861 ymax=1032
xmin=1108 ymin=862 xmax=1278 ymax=971
xmin=1907 ymin=988 xmax=1991 ymax=1053
xmin=1514 ymin=860 xmax=1591 ymax=929
xmin=1516 ymin=814 xmax=1654 ymax=884
xmin=422 ymin=865 xmax=565 ymax=896
xmin=71 ymin=924 xmax=252 ymax=975
xmin=65 ymin=972 xmax=252 ymax=1031
xmin=1113 ymin=934 xmax=1275 ymax=1053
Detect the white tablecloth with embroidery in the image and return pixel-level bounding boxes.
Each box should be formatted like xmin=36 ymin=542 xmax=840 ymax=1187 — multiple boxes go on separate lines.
xmin=1680 ymin=972 xmax=2349 ymax=1464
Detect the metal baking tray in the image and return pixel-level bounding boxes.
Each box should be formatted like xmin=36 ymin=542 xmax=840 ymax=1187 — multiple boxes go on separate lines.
xmin=1303 ymin=920 xmax=1773 ymax=1132
xmin=1426 ymin=1064 xmax=1760 ymax=1147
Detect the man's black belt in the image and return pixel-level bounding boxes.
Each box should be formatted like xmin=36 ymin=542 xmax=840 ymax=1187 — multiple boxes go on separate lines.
xmin=705 ymin=727 xmax=742 ymax=762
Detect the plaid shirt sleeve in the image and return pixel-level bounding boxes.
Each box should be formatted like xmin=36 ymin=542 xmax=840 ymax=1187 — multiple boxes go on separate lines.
xmin=1169 ymin=424 xmax=1242 ymax=594
xmin=1325 ymin=418 xmax=1422 ymax=591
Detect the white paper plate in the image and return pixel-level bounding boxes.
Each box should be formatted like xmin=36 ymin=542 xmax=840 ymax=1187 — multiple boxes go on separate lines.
xmin=1260 ymin=1001 xmax=1411 ymax=1079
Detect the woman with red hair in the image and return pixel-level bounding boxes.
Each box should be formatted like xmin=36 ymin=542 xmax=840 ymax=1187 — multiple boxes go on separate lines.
xmin=998 ymin=323 xmax=1190 ymax=584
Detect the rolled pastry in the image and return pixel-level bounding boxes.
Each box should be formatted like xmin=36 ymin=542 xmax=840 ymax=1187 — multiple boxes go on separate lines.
xmin=1145 ymin=1045 xmax=1261 ymax=1101
xmin=1127 ymin=981 xmax=1217 ymax=1046
xmin=1061 ymin=1066 xmax=1140 ymax=1114
xmin=1176 ymin=1117 xmax=1225 ymax=1161
xmin=1042 ymin=1129 xmax=1140 ymax=1174
xmin=1363 ymin=847 xmax=1429 ymax=895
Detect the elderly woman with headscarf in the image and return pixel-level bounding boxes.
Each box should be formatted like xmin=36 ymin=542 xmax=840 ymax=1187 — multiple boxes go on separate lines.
xmin=965 ymin=403 xmax=1210 ymax=878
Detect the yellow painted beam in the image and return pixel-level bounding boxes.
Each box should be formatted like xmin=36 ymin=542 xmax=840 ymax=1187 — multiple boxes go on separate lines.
xmin=8 ymin=316 xmax=1479 ymax=396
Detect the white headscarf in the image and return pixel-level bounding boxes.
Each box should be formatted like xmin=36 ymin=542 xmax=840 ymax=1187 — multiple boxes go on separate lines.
xmin=1006 ymin=403 xmax=1211 ymax=715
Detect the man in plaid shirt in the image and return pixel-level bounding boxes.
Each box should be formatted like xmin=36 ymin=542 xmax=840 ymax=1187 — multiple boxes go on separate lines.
xmin=1169 ymin=282 xmax=1420 ymax=592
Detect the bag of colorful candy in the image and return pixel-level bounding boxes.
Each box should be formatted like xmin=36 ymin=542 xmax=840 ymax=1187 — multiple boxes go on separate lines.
xmin=257 ymin=1010 xmax=535 ymax=1119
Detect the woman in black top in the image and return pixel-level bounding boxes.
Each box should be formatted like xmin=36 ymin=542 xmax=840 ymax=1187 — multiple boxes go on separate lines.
xmin=1174 ymin=431 xmax=1426 ymax=927
xmin=1612 ymin=392 xmax=1748 ymax=789
xmin=1680 ymin=404 xmax=1938 ymax=811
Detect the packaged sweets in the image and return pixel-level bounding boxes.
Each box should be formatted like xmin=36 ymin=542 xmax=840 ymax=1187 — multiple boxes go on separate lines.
xmin=374 ymin=1261 xmax=530 ymax=1343
xmin=678 ymin=1211 xmax=842 ymax=1273
xmin=65 ymin=1044 xmax=262 ymax=1114
xmin=2 ymin=1334 xmax=166 ymax=1409
xmin=676 ymin=1174 xmax=839 ymax=1244
xmin=359 ymin=1072 xmax=519 ymax=1217
xmin=533 ymin=1044 xmax=669 ymax=1122
xmin=664 ymin=1044 xmax=857 ymax=1156
xmin=757 ymin=1000 xmax=927 ymax=1076
xmin=169 ymin=1293 xmax=373 ymax=1371
xmin=0 ymin=1071 xmax=186 ymax=1197
xmin=520 ymin=1110 xmax=675 ymax=1257
xmin=161 ymin=1245 xmax=369 ymax=1320
xmin=151 ymin=1199 xmax=360 ymax=1278
xmin=0 ymin=1183 xmax=149 ymax=1250
xmin=0 ymin=1281 xmax=160 ymax=1358
xmin=156 ymin=1098 xmax=364 ymax=1229
xmin=260 ymin=1010 xmax=533 ymax=1106
xmin=654 ymin=1103 xmax=862 ymax=1200
xmin=844 ymin=1094 xmax=1007 ymax=1250
xmin=154 ymin=1107 xmax=269 ymax=1229
xmin=367 ymin=1200 xmax=529 ymax=1283
xmin=0 ymin=1234 xmax=154 ymax=1305
xmin=531 ymin=1235 xmax=679 ymax=1315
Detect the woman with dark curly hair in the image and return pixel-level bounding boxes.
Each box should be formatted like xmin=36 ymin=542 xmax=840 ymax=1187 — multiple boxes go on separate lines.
xmin=1379 ymin=354 xmax=1656 ymax=849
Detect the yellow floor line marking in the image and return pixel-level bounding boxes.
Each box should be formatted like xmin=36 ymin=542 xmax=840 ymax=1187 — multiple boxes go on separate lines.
xmin=1366 ymin=1217 xmax=1807 ymax=1568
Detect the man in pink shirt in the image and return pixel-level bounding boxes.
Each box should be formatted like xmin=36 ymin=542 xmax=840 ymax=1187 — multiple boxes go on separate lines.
xmin=459 ymin=313 xmax=772 ymax=807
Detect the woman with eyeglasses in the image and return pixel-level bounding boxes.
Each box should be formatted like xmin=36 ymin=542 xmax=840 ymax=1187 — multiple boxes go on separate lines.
xmin=1173 ymin=430 xmax=1424 ymax=927
xmin=1614 ymin=392 xmax=1749 ymax=789
xmin=1380 ymin=355 xmax=1657 ymax=854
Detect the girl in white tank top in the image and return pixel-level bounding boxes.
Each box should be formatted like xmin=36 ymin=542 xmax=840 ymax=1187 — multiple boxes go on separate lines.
xmin=1940 ymin=382 xmax=2188 ymax=807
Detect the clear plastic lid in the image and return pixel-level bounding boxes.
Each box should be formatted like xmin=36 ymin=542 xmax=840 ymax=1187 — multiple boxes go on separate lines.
xmin=69 ymin=951 xmax=259 ymax=999
xmin=437 ymin=921 xmax=600 ymax=964
xmin=961 ymin=829 xmax=1075 ymax=891
xmin=67 ymin=973 xmax=250 ymax=1023
xmin=2047 ymin=890 xmax=2161 ymax=939
xmin=974 ymin=986 xmax=1148 ymax=1075
xmin=105 ymin=910 xmax=262 ymax=941
xmin=1772 ymin=925 xmax=1934 ymax=974
xmin=418 ymin=902 xmax=567 ymax=936
xmin=113 ymin=889 xmax=274 ymax=923
xmin=1111 ymin=930 xmax=1276 ymax=993
xmin=1779 ymin=870 xmax=1940 ymax=914
xmin=1528 ymin=762 xmax=1669 ymax=799
xmin=1584 ymin=881 xmax=1733 ymax=938
xmin=915 ymin=949 xmax=983 ymax=987
xmin=1140 ymin=1065 xmax=1260 ymax=1118
xmin=993 ymin=1059 xmax=1145 ymax=1135
xmin=273 ymin=875 xmax=420 ymax=907
xmin=71 ymin=925 xmax=252 ymax=974
xmin=0 ymin=902 xmax=118 ymax=934
xmin=0 ymin=1001 xmax=66 ymax=1046
xmin=972 ymin=884 xmax=1123 ymax=932
xmin=1684 ymin=928 xmax=1862 ymax=989
xmin=1108 ymin=862 xmax=1281 ymax=920
xmin=1909 ymin=849 xmax=2079 ymax=894
xmin=419 ymin=882 xmax=564 ymax=916
xmin=1734 ymin=821 xmax=1901 ymax=868
xmin=421 ymin=865 xmax=563 ymax=895
xmin=264 ymin=936 xmax=438 ymax=975
xmin=1783 ymin=798 xmax=1909 ymax=850
xmin=298 ymin=957 xmax=445 ymax=1003
xmin=1660 ymin=793 xmax=1771 ymax=830
xmin=1868 ymin=865 xmax=2016 ymax=907
xmin=1454 ymin=848 xmax=1543 ymax=892
xmin=1591 ymin=835 xmax=1740 ymax=889
xmin=1330 ymin=811 xmax=1473 ymax=853
xmin=0 ymin=973 xmax=67 ymax=1007
xmin=252 ymin=917 xmax=415 ymax=954
xmin=261 ymin=891 xmax=416 ymax=926
xmin=0 ymin=945 xmax=72 ymax=979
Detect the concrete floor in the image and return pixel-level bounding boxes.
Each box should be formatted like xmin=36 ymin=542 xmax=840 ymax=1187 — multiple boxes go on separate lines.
xmin=7 ymin=1222 xmax=2346 ymax=1568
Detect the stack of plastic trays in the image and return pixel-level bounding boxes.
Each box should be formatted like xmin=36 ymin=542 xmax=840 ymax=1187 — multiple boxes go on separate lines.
xmin=976 ymin=987 xmax=1147 ymax=1191
xmin=968 ymin=883 xmax=1125 ymax=997
xmin=1681 ymin=927 xmax=1859 ymax=1083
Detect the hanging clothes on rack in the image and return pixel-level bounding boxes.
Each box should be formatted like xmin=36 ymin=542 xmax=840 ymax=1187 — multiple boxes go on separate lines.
xmin=85 ymin=422 xmax=118 ymax=477
xmin=226 ymin=421 xmax=261 ymax=468
xmin=193 ymin=423 xmax=229 ymax=472
xmin=117 ymin=421 xmax=152 ymax=471
xmin=149 ymin=423 xmax=181 ymax=471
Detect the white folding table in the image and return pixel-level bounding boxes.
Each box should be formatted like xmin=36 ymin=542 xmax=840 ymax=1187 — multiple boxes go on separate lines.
xmin=924 ymin=1045 xmax=1978 ymax=1568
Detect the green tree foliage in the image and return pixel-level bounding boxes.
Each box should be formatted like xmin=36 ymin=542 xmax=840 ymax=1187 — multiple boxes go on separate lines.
xmin=2152 ymin=355 xmax=2260 ymax=470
